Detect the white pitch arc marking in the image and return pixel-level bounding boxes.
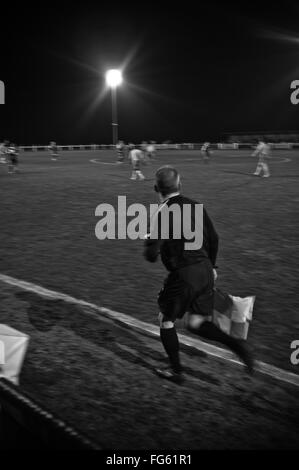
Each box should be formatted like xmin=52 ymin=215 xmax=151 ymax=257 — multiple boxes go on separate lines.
xmin=184 ymin=157 xmax=292 ymax=164
xmin=0 ymin=273 xmax=298 ymax=388
xmin=90 ymin=159 xmax=118 ymax=165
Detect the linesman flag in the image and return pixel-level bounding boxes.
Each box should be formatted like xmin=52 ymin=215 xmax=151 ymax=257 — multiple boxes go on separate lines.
xmin=213 ymin=288 xmax=255 ymax=340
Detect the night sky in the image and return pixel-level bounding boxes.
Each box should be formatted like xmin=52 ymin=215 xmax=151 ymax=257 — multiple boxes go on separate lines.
xmin=1 ymin=1 xmax=299 ymax=145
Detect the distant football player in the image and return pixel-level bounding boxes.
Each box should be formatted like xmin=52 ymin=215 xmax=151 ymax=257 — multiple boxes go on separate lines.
xmin=116 ymin=140 xmax=126 ymax=163
xmin=144 ymin=166 xmax=254 ymax=384
xmin=252 ymin=140 xmax=271 ymax=177
xmin=48 ymin=141 xmax=59 ymax=160
xmin=146 ymin=141 xmax=156 ymax=160
xmin=201 ymin=142 xmax=211 ymax=163
xmin=128 ymin=144 xmax=145 ymax=180
xmin=141 ymin=141 xmax=148 ymax=154
xmin=7 ymin=143 xmax=19 ymax=174
xmin=0 ymin=141 xmax=8 ymax=163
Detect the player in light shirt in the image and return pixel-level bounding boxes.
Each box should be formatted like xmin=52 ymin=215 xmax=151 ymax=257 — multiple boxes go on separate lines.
xmin=252 ymin=140 xmax=271 ymax=177
xmin=128 ymin=144 xmax=145 ymax=180
xmin=146 ymin=141 xmax=156 ymax=160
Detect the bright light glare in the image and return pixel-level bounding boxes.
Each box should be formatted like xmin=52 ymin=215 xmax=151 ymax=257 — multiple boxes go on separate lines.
xmin=105 ymin=69 xmax=123 ymax=88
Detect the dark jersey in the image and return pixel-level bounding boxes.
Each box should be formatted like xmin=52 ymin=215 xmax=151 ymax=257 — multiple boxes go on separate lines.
xmin=144 ymin=194 xmax=218 ymax=271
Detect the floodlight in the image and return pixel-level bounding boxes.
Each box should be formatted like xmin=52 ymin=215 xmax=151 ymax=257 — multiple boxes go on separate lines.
xmin=105 ymin=69 xmax=123 ymax=88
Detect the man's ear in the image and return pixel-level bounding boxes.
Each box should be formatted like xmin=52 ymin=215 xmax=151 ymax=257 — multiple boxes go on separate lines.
xmin=154 ymin=184 xmax=159 ymax=193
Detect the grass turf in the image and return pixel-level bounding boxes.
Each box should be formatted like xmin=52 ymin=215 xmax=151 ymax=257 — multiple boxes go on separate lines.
xmin=1 ymin=148 xmax=299 ymax=448
xmin=0 ymin=149 xmax=298 ymax=371
xmin=1 ymin=283 xmax=299 ymax=449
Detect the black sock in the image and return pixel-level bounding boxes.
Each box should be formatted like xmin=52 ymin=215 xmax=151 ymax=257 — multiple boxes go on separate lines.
xmin=197 ymin=321 xmax=254 ymax=371
xmin=192 ymin=321 xmax=244 ymax=356
xmin=160 ymin=327 xmax=182 ymax=373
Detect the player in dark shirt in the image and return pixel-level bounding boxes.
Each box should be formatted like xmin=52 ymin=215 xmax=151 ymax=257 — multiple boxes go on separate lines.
xmin=144 ymin=166 xmax=253 ymax=384
xmin=201 ymin=142 xmax=211 ymax=163
xmin=7 ymin=143 xmax=19 ymax=173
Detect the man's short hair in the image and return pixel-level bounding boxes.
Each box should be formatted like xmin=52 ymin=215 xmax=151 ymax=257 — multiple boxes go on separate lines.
xmin=155 ymin=166 xmax=180 ymax=196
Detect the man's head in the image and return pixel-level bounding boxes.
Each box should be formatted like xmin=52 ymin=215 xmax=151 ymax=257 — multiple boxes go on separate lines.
xmin=155 ymin=165 xmax=181 ymax=197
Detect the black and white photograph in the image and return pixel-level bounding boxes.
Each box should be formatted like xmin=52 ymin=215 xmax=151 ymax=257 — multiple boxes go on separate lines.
xmin=0 ymin=0 xmax=298 ymax=459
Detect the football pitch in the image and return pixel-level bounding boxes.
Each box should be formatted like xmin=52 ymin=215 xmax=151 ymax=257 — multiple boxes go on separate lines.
xmin=0 ymin=148 xmax=299 ymax=448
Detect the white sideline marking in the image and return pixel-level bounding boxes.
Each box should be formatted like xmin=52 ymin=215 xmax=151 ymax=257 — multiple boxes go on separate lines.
xmin=0 ymin=273 xmax=298 ymax=388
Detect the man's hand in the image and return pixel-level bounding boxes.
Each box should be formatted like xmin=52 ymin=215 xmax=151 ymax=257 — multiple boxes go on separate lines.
xmin=144 ymin=234 xmax=161 ymax=262
xmin=213 ymin=269 xmax=218 ymax=282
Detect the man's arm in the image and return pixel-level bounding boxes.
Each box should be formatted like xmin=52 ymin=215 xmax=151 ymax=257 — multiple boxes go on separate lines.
xmin=204 ymin=208 xmax=219 ymax=268
xmin=143 ymin=236 xmax=162 ymax=262
xmin=143 ymin=204 xmax=164 ymax=262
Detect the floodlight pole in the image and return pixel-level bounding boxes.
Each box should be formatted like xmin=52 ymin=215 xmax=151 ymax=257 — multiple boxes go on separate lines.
xmin=111 ymin=87 xmax=118 ymax=146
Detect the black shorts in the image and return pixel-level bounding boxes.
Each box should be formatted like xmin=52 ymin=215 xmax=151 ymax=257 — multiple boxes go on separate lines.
xmin=132 ymin=160 xmax=140 ymax=170
xmin=10 ymin=156 xmax=18 ymax=165
xmin=158 ymin=259 xmax=214 ymax=321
